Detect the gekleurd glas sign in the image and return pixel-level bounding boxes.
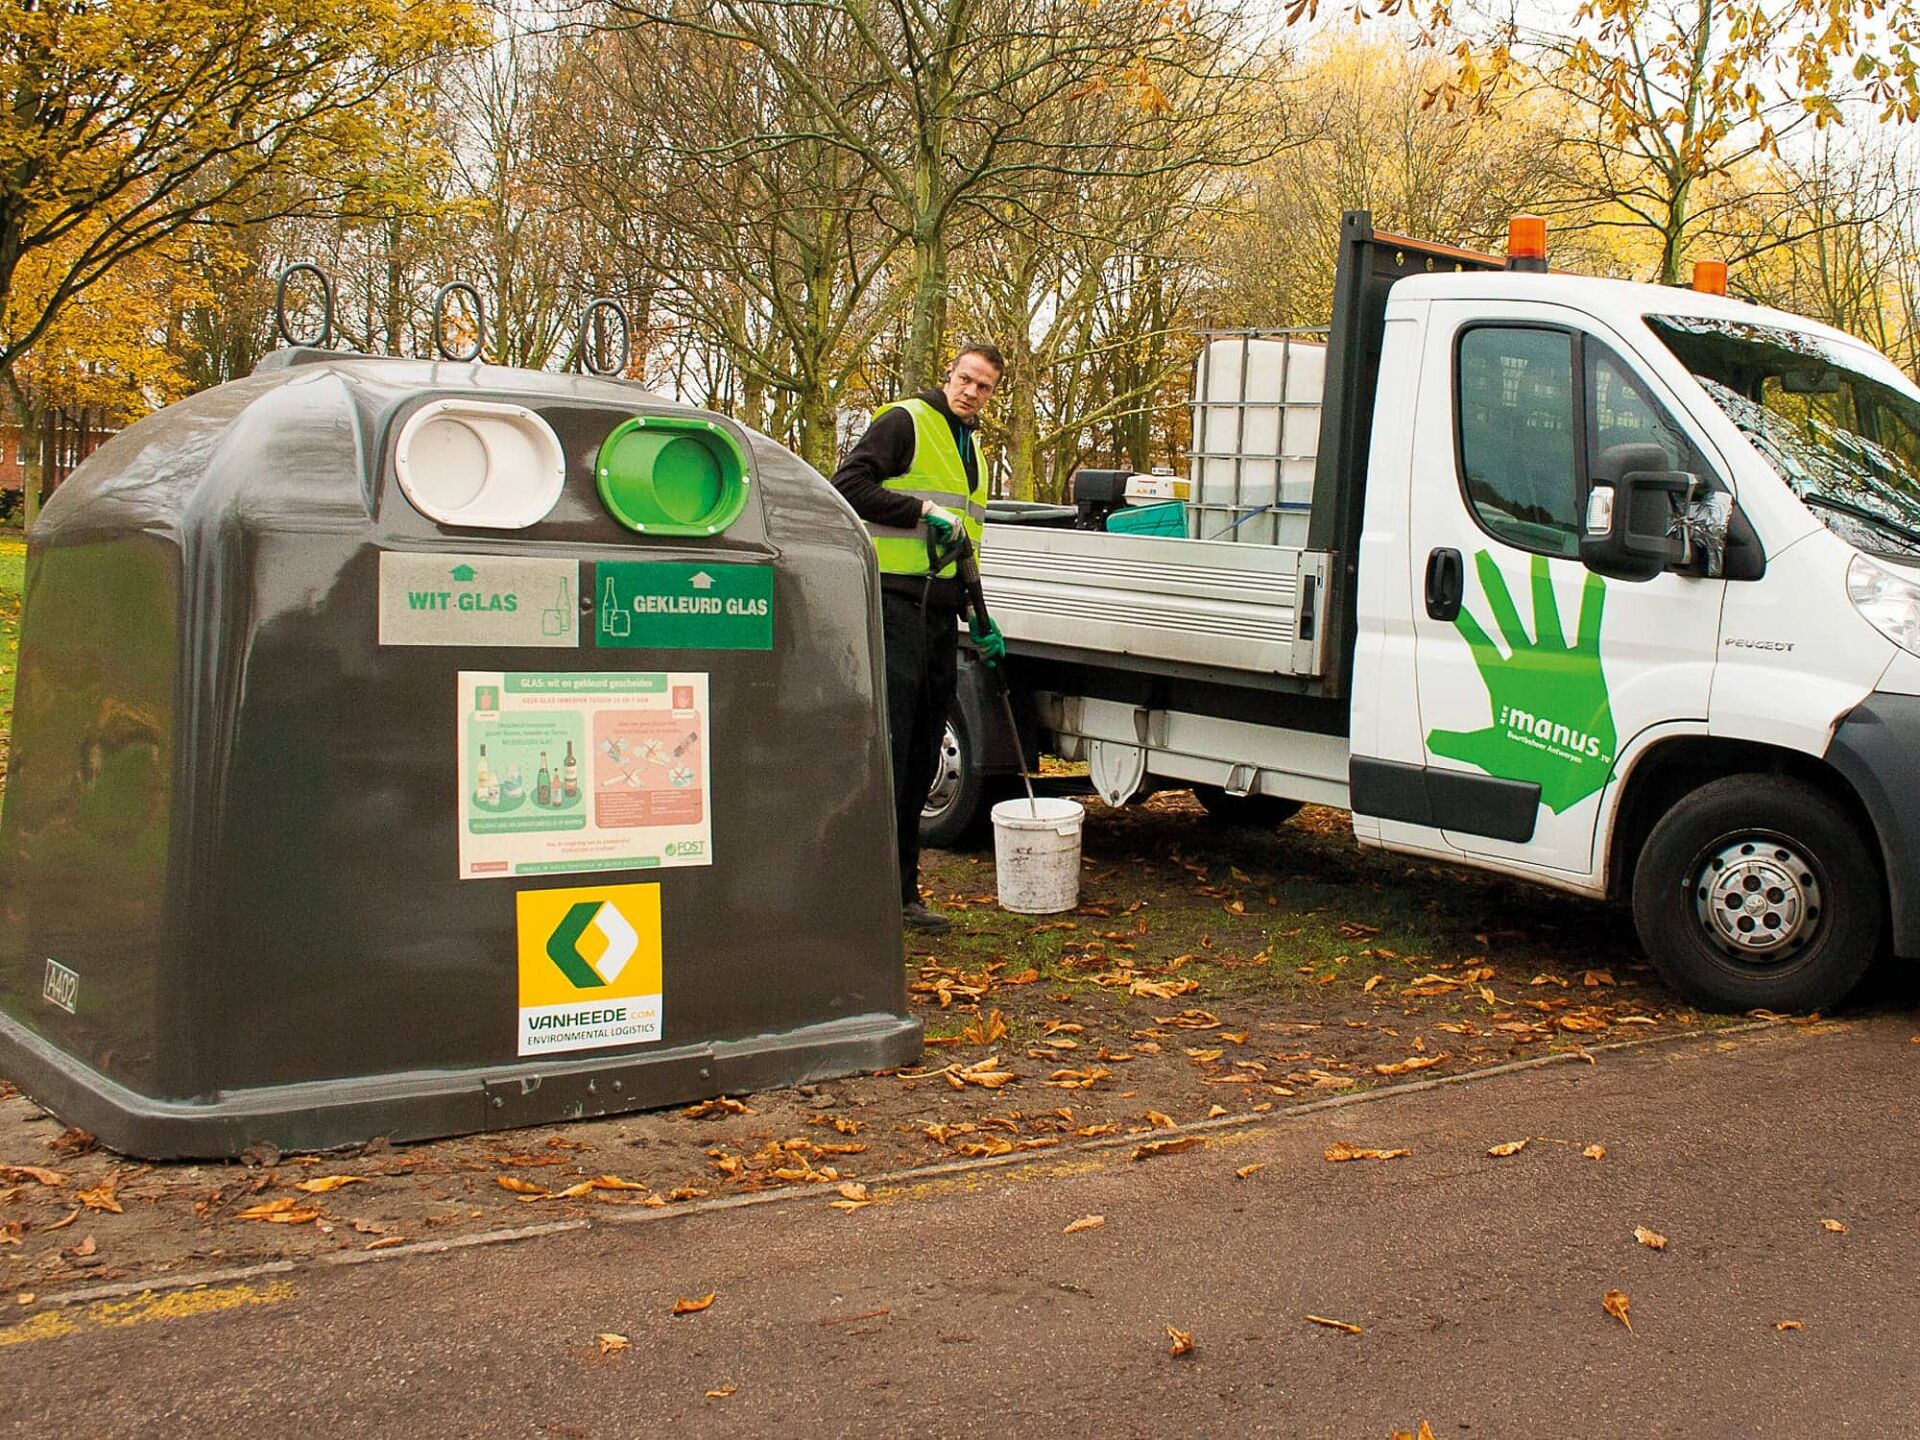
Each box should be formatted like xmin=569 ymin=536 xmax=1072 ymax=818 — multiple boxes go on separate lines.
xmin=457 ymin=671 xmax=712 ymax=879
xmin=595 ymin=561 xmax=774 ymax=650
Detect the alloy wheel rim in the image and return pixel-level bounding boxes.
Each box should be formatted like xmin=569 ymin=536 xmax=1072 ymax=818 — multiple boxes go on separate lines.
xmin=922 ymin=722 xmax=964 ymax=820
xmin=1691 ymin=834 xmax=1822 ymax=965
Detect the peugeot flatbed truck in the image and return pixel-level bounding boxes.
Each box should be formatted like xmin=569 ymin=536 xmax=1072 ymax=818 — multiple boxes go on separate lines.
xmin=928 ymin=209 xmax=1920 ymax=1014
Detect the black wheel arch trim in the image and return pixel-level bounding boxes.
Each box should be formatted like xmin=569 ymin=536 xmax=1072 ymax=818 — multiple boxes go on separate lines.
xmin=1823 ymin=691 xmax=1920 ymax=956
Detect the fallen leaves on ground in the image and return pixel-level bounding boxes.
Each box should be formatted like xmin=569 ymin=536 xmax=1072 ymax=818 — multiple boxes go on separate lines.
xmin=830 ymin=1182 xmax=872 ymax=1213
xmin=705 ymin=1385 xmax=738 ymax=1398
xmin=46 ymin=1128 xmax=96 ymax=1158
xmin=1063 ymin=1215 xmax=1105 ymax=1234
xmin=0 ymin=1165 xmax=65 ymax=1186
xmin=961 ymin=1009 xmax=1009 ymax=1046
xmin=1633 ymin=1226 xmax=1668 ymax=1251
xmin=1044 ymin=1067 xmax=1111 ymax=1090
xmin=76 ymin=1180 xmax=122 ymax=1214
xmin=1235 ymin=1164 xmax=1265 ymax=1180
xmin=597 ymin=1333 xmax=630 ymax=1354
xmin=497 ymin=1176 xmax=547 ymax=1195
xmin=946 ymin=1057 xmax=1016 ymax=1090
xmin=1304 ymin=1314 xmax=1363 ymax=1334
xmin=1131 ymin=1136 xmax=1203 ymax=1161
xmin=293 ymin=1175 xmax=368 ymax=1194
xmin=1603 ymin=1289 xmax=1632 ymax=1332
xmin=1373 ymin=1053 xmax=1447 ymax=1076
xmin=1166 ymin=1325 xmax=1194 ymax=1357
xmin=673 ymin=1293 xmax=717 ymax=1315
xmin=683 ymin=1097 xmax=753 ymax=1119
xmin=1131 ymin=977 xmax=1200 ymax=1000
xmin=1820 ymin=1218 xmax=1848 ymax=1233
xmin=1486 ymin=1140 xmax=1528 ymax=1157
xmin=1583 ymin=1143 xmax=1606 ymax=1160
xmin=1391 ymin=1424 xmax=1438 ymax=1440
xmin=1324 ymin=1141 xmax=1410 ymax=1162
xmin=235 ymin=1197 xmax=321 ymax=1225
xmin=1774 ymin=1320 xmax=1803 ymax=1331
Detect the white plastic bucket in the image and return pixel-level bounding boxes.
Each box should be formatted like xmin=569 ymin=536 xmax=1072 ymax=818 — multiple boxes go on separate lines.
xmin=992 ymin=797 xmax=1086 ymax=914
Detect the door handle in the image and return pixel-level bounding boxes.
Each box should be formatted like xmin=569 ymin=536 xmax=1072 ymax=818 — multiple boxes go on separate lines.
xmin=1425 ymin=547 xmax=1463 ymax=621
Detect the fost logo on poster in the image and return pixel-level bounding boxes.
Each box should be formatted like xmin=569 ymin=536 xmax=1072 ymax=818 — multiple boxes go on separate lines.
xmin=515 ymin=883 xmax=663 ymax=1057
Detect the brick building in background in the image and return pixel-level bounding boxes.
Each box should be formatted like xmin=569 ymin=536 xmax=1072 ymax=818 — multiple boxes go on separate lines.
xmin=1 ymin=413 xmax=114 ymax=509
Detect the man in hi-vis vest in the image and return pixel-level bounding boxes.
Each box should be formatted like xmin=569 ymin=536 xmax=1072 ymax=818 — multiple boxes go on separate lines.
xmin=831 ymin=343 xmax=1007 ymax=933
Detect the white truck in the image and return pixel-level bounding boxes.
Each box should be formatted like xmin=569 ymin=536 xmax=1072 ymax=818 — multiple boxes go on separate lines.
xmin=928 ymin=210 xmax=1920 ymax=1014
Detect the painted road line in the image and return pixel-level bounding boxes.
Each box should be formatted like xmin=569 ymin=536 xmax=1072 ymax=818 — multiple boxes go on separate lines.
xmin=0 ymin=1280 xmax=294 ymax=1348
xmin=24 ymin=1259 xmax=295 ymax=1310
xmin=326 ymin=1219 xmax=586 ymax=1266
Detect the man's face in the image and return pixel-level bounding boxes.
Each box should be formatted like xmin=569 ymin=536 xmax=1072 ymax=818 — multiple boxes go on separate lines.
xmin=942 ymin=353 xmax=1002 ymax=421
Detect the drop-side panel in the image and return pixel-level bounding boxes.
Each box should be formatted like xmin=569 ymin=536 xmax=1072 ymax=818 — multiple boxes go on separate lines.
xmin=978 ymin=527 xmax=1333 ymax=677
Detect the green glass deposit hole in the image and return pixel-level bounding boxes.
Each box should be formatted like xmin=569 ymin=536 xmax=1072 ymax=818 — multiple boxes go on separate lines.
xmin=595 ymin=417 xmax=749 ymax=535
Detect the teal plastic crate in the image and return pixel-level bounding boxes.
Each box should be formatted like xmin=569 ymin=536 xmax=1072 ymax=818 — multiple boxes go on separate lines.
xmin=1105 ymin=500 xmax=1186 ymax=537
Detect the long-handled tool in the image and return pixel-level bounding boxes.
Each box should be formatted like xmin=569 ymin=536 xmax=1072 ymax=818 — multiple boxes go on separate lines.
xmin=928 ymin=523 xmax=1037 ymax=817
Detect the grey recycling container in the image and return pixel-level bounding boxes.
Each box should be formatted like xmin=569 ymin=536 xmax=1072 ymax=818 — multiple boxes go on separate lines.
xmin=0 ymin=350 xmax=919 ymax=1158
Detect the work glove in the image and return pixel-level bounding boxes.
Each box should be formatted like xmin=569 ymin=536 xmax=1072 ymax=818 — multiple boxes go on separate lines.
xmin=969 ymin=614 xmax=1006 ymax=666
xmin=922 ymin=502 xmax=961 ymax=542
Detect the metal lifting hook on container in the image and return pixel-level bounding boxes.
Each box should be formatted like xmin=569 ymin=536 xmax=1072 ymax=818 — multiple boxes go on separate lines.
xmin=926 ymin=523 xmax=1038 ymax=817
xmin=271 ymin=265 xmax=632 ymax=374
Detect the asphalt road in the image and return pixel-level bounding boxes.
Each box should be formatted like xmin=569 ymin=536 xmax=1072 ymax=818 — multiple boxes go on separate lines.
xmin=6 ymin=1017 xmax=1917 ymax=1438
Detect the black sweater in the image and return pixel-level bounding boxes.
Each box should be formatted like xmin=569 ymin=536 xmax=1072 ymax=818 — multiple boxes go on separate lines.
xmin=830 ymin=389 xmax=982 ymax=529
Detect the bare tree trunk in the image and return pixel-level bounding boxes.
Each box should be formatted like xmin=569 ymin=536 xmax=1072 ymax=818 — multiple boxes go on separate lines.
xmin=904 ymin=219 xmax=948 ymax=392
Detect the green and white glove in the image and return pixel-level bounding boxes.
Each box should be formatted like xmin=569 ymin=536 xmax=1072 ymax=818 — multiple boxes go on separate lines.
xmin=969 ymin=614 xmax=1006 ymax=665
xmin=922 ymin=502 xmax=960 ymax=542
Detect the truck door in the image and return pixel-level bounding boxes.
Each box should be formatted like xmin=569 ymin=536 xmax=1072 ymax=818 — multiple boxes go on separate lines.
xmin=1404 ymin=303 xmax=1727 ymax=878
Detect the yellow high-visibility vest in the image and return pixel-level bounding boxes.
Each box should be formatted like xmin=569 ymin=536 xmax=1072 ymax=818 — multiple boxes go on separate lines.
xmin=863 ymin=398 xmax=985 ymax=579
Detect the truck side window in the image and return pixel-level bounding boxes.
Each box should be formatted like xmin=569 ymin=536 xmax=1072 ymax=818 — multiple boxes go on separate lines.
xmin=1456 ymin=327 xmax=1579 ymax=557
xmin=1589 ymin=347 xmax=1704 ymax=476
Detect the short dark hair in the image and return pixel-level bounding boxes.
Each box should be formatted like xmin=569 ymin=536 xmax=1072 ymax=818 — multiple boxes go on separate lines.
xmin=952 ymin=342 xmax=1004 ymax=374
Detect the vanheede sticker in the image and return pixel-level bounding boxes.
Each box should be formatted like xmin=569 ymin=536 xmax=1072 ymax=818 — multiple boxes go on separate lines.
xmin=515 ymin=883 xmax=663 ymax=1056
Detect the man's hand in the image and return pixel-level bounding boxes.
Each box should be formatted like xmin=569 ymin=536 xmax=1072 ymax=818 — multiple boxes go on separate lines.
xmin=969 ymin=615 xmax=1006 ymax=666
xmin=922 ymin=502 xmax=960 ymax=541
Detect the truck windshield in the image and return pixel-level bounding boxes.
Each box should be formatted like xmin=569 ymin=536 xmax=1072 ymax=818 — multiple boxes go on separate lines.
xmin=1646 ymin=314 xmax=1920 ymax=559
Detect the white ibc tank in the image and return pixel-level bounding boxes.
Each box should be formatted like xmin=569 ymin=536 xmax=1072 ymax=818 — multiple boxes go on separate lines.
xmin=1188 ymin=334 xmax=1325 ymax=546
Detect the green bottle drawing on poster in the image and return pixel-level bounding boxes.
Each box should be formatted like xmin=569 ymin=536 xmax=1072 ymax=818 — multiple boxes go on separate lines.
xmin=1425 ymin=551 xmax=1616 ymax=814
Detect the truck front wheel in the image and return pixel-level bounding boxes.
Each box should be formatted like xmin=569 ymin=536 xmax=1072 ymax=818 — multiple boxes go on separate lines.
xmin=1631 ymin=775 xmax=1881 ymax=1013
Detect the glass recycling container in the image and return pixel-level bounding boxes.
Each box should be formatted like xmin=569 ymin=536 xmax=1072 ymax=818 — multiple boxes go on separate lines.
xmin=0 ymin=350 xmax=919 ymax=1158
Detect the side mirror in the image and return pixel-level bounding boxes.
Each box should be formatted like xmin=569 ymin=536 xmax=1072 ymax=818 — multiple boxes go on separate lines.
xmin=1581 ymin=442 xmax=1694 ymax=581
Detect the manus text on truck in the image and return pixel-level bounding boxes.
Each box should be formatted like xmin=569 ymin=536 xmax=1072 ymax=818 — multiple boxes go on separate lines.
xmin=936 ymin=212 xmax=1920 ymax=1014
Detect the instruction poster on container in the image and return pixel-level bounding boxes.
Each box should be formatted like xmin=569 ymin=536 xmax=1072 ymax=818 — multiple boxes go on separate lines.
xmin=457 ymin=670 xmax=711 ymax=880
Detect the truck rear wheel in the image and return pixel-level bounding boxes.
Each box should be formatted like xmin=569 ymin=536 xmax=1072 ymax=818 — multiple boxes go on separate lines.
xmin=1192 ymin=785 xmax=1304 ymax=830
xmin=1631 ymin=775 xmax=1880 ymax=1013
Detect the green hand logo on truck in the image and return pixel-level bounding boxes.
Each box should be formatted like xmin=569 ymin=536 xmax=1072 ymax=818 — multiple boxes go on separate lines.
xmin=1426 ymin=551 xmax=1616 ymax=814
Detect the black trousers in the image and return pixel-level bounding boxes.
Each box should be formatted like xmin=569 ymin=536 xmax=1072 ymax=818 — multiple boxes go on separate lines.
xmin=881 ymin=589 xmax=960 ymax=906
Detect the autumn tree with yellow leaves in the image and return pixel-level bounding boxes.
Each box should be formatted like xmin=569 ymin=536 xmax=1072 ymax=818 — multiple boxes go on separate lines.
xmin=0 ymin=0 xmax=481 ymax=521
xmin=1402 ymin=0 xmax=1920 ymax=283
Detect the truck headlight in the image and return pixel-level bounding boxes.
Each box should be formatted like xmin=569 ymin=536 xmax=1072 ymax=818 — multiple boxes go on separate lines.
xmin=1847 ymin=553 xmax=1920 ymax=655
